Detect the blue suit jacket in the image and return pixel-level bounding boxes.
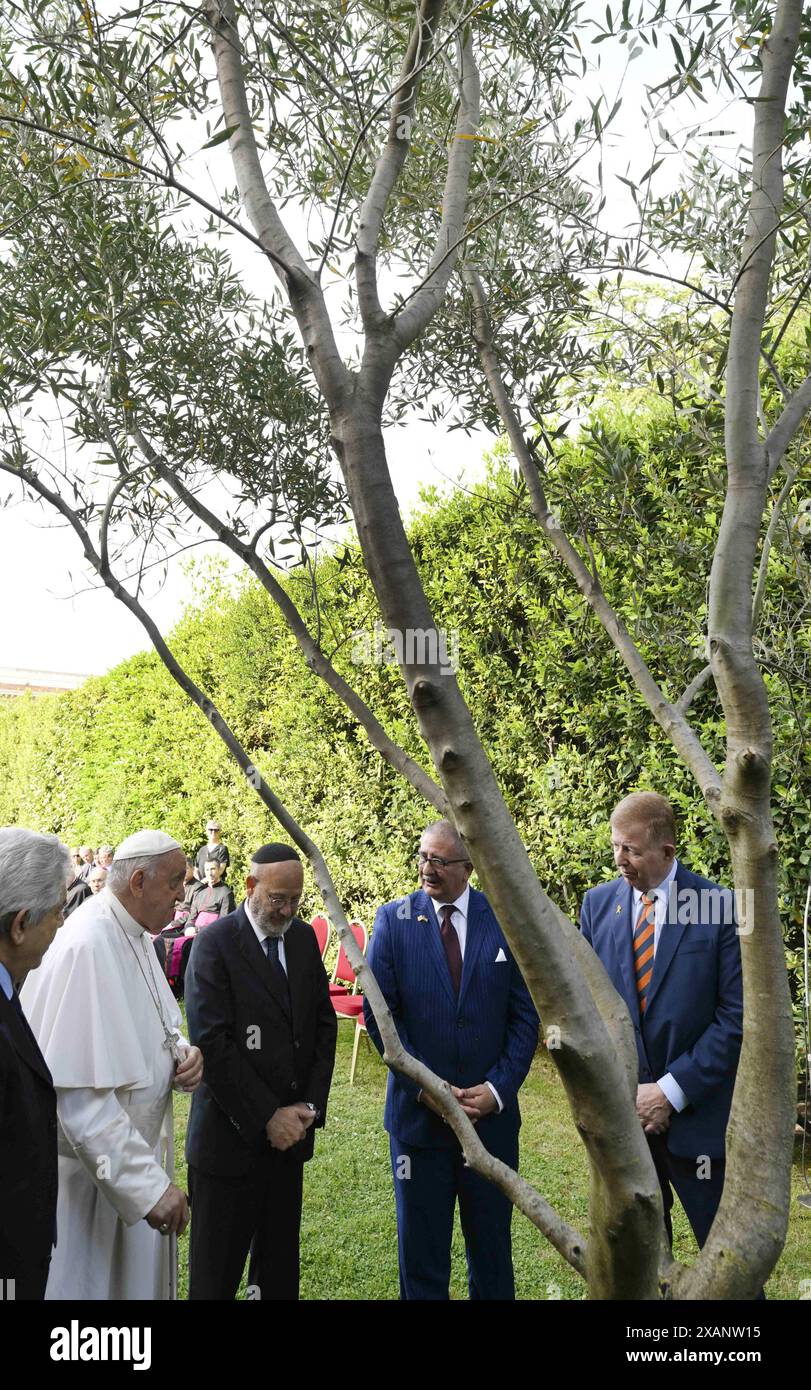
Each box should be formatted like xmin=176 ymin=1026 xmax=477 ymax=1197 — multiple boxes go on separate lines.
xmin=363 ymin=888 xmax=539 ymax=1149
xmin=580 ymin=864 xmax=743 ymax=1159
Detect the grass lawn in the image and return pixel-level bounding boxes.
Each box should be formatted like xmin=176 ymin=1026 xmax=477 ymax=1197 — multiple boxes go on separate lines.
xmin=173 ymin=1019 xmax=811 ymax=1300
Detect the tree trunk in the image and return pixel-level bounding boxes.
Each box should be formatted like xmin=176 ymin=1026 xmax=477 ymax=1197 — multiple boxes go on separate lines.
xmin=332 ymin=394 xmax=664 ymax=1297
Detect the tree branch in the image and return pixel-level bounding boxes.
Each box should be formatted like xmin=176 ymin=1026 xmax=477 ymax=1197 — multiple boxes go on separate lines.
xmin=354 ymin=0 xmax=445 ymax=331
xmin=393 ymin=31 xmax=481 ymax=350
xmin=0 ymin=114 xmax=294 ymax=277
xmin=675 ymin=661 xmax=713 ymax=716
xmin=204 ymin=0 xmax=350 ymax=405
xmin=463 ymin=264 xmax=722 ymax=811
xmin=694 ymin=0 xmax=803 ymax=1300
xmin=323 ymin=0 xmax=483 ymax=287
xmin=0 ymin=450 xmax=585 ymax=1277
xmin=127 ymin=421 xmax=449 ymax=815
xmin=752 ymin=460 xmax=802 ymax=627
xmin=765 ymin=369 xmax=811 ymax=481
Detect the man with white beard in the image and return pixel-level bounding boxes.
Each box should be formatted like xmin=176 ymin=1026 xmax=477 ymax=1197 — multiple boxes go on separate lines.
xmin=184 ymin=842 xmax=336 ymax=1300
xmin=21 ymin=829 xmax=204 ymax=1300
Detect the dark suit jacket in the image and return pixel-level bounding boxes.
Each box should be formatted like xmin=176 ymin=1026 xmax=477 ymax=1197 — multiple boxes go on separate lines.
xmin=0 ymin=986 xmax=58 ymax=1299
xmin=580 ymin=863 xmax=743 ymax=1159
xmin=184 ymin=905 xmax=337 ymax=1177
xmin=64 ymin=876 xmax=91 ymax=919
xmin=363 ymin=888 xmax=539 ymax=1149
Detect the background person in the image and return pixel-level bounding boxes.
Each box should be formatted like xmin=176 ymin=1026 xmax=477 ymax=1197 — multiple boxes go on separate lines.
xmin=21 ymin=829 xmax=203 ymax=1300
xmin=185 ymin=842 xmax=336 ymax=1300
xmin=364 ymin=819 xmax=539 ymax=1301
xmin=195 ymin=819 xmax=230 ymax=882
xmin=186 ymin=857 xmax=235 ymax=931
xmin=65 ymin=862 xmax=92 ymax=918
xmin=579 ymin=791 xmax=743 ymax=1251
xmin=87 ymin=866 xmax=107 ymax=895
xmin=0 ymin=827 xmax=69 ymax=1299
xmin=77 ymin=845 xmax=94 ymax=881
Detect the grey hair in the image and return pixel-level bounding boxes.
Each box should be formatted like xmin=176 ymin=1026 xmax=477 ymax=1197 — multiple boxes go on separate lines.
xmin=0 ymin=828 xmax=72 ymax=938
xmin=97 ymin=844 xmax=114 ymax=857
xmin=422 ymin=819 xmax=471 ymax=862
xmin=106 ymin=854 xmax=162 ymax=896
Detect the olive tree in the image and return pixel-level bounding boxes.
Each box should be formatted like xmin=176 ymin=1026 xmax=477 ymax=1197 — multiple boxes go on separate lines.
xmin=1 ymin=0 xmax=808 ymax=1298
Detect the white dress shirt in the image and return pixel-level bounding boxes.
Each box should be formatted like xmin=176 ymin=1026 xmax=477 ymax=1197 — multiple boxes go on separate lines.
xmin=631 ymin=858 xmax=688 ymax=1113
xmin=245 ymin=898 xmax=289 ymax=974
xmin=433 ymin=885 xmax=471 ymax=957
xmin=432 ymin=886 xmax=503 ymax=1114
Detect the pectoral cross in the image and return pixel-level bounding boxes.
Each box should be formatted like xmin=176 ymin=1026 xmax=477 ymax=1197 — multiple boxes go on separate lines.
xmin=163 ymin=1027 xmax=184 ymax=1063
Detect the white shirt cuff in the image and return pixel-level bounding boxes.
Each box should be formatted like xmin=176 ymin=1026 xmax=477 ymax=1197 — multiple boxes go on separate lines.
xmin=658 ymin=1073 xmax=688 ymax=1113
xmin=485 ymin=1081 xmax=504 ymax=1113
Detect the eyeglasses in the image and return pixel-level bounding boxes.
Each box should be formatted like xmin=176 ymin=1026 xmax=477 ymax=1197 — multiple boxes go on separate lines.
xmin=415 ymin=852 xmax=470 ymax=870
xmin=263 ymin=893 xmax=302 ymax=908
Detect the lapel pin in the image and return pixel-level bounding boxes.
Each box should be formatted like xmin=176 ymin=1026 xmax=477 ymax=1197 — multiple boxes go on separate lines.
xmin=616 ymin=904 xmax=623 ymax=915
xmin=417 ymin=914 xmax=428 ymax=923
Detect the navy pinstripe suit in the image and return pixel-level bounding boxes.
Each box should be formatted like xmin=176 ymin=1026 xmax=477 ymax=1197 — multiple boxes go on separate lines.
xmin=364 ymin=888 xmax=538 ymax=1299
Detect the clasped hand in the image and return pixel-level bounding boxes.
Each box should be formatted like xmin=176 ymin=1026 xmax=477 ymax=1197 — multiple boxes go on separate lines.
xmin=174 ymin=1044 xmax=204 ymax=1093
xmin=146 ymin=1182 xmax=189 ymax=1236
xmin=265 ymin=1103 xmax=317 ymax=1151
xmin=636 ymin=1082 xmax=673 ymax=1135
xmin=421 ymin=1082 xmax=497 ymax=1124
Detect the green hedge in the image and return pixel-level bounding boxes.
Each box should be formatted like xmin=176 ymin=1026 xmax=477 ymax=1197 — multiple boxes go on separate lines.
xmin=1 ymin=399 xmax=808 ymax=1057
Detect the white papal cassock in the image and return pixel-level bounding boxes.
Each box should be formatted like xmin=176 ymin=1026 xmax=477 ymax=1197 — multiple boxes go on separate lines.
xmin=21 ymin=888 xmax=186 ymax=1300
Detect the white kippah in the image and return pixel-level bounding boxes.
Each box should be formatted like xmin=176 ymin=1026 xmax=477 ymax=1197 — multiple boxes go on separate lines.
xmin=113 ymin=829 xmax=182 ymax=861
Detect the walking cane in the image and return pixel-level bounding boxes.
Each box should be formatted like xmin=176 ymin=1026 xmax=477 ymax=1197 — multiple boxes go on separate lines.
xmin=169 ymin=1231 xmax=178 ymax=1301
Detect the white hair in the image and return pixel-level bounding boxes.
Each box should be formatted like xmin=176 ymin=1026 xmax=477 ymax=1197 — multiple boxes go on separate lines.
xmin=106 ymin=854 xmax=163 ymax=896
xmin=97 ymin=844 xmax=114 ymax=857
xmin=0 ymin=828 xmax=72 ymax=936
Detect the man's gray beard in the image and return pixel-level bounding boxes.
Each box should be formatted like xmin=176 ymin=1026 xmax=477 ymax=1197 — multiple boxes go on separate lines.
xmin=254 ymin=908 xmax=293 ymax=938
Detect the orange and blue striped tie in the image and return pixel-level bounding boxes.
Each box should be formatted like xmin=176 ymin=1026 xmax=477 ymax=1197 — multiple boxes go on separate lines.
xmin=634 ymin=894 xmax=656 ymax=1014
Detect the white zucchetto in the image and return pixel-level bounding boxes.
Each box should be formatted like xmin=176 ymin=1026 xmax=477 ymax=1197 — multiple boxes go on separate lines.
xmin=112 ymin=829 xmax=182 ymax=861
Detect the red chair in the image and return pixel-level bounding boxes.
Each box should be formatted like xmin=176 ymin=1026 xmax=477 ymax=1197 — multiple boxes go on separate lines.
xmin=310 ymin=915 xmax=330 ymax=961
xmin=330 ymin=923 xmax=369 ymax=1085
xmin=329 ymin=921 xmax=367 ymax=999
xmin=349 ymin=1006 xmax=371 ymax=1086
xmin=333 ymin=994 xmax=367 ymax=1072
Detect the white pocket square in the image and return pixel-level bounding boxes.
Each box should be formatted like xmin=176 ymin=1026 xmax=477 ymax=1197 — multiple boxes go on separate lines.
xmin=494 ymin=948 xmax=507 ymax=963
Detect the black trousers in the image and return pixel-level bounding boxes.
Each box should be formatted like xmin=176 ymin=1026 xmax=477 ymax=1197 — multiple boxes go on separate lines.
xmin=649 ymin=1137 xmax=766 ymax=1298
xmin=0 ymin=1242 xmax=51 ymax=1300
xmin=648 ymin=1133 xmax=724 ymax=1249
xmin=188 ymin=1153 xmax=304 ymax=1301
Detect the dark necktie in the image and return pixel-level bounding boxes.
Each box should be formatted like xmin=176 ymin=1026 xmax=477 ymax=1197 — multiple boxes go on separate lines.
xmin=440 ymin=905 xmax=463 ymax=996
xmin=264 ymin=935 xmax=288 ymax=988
